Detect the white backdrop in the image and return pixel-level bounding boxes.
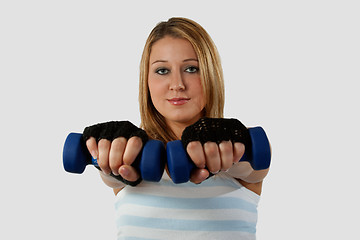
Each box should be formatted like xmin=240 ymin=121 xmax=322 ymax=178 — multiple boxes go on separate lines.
xmin=1 ymin=1 xmax=359 ymax=239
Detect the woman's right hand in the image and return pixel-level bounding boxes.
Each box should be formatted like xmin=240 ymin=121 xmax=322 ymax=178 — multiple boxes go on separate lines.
xmin=85 ymin=136 xmax=144 ymax=182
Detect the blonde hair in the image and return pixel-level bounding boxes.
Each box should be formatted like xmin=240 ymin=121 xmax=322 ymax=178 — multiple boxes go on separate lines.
xmin=139 ymin=17 xmax=225 ymax=143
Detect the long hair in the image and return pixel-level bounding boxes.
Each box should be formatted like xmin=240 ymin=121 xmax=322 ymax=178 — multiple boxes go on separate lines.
xmin=139 ymin=17 xmax=225 ymax=143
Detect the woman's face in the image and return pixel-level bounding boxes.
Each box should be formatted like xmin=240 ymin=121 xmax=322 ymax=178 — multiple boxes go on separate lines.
xmin=148 ymin=36 xmax=205 ymax=131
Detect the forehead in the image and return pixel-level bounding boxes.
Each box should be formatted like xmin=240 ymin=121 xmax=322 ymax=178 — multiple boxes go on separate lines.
xmin=150 ymin=36 xmax=197 ymax=62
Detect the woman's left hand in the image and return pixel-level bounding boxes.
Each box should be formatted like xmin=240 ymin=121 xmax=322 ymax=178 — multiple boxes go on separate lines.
xmin=186 ymin=141 xmax=245 ymax=184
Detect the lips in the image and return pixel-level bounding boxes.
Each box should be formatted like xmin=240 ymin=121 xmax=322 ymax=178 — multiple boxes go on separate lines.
xmin=167 ymin=97 xmax=190 ymax=105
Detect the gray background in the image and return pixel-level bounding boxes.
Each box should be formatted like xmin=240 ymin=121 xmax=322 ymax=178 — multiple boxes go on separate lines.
xmin=1 ymin=0 xmax=359 ymax=239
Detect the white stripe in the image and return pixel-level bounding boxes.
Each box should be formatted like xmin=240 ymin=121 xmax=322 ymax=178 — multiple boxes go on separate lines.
xmin=115 ymin=204 xmax=257 ymax=222
xmin=115 ymin=193 xmax=257 ymax=213
xmin=117 ymin=183 xmax=258 ymax=203
xmin=117 ymin=226 xmax=255 ymax=240
xmin=115 ymin=173 xmax=258 ymax=239
xmin=117 ymin=184 xmax=240 ymax=199
xmin=117 ymin=183 xmax=239 ymax=200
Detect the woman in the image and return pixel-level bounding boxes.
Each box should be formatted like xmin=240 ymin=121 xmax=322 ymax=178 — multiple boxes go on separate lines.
xmin=84 ymin=17 xmax=269 ymax=239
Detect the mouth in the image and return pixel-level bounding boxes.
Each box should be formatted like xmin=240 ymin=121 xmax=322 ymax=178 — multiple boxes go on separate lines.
xmin=167 ymin=97 xmax=190 ymax=105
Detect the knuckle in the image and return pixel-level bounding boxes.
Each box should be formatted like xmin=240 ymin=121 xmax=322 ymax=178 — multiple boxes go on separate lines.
xmin=109 ymin=158 xmax=121 ymax=170
xmin=121 ymin=166 xmax=140 ymax=181
xmin=207 ymin=165 xmax=220 ymax=174
xmin=98 ymin=139 xmax=110 ymax=149
xmin=129 ymin=136 xmax=143 ymax=149
xmin=204 ymin=142 xmax=218 ymax=156
xmin=111 ymin=137 xmax=127 ymax=151
xmin=204 ymin=143 xmax=221 ymax=173
xmin=222 ymin=160 xmax=233 ymax=170
xmin=86 ymin=137 xmax=96 ymax=150
xmin=233 ymin=142 xmax=245 ymax=162
xmin=192 ymin=157 xmax=205 ymax=169
xmin=235 ymin=142 xmax=245 ymax=154
xmin=97 ymin=150 xmax=110 ymax=173
xmin=121 ymin=137 xmax=143 ymax=166
xmin=219 ymin=141 xmax=232 ymax=152
xmin=98 ymin=159 xmax=109 ymax=172
xmin=186 ymin=142 xmax=205 ymax=168
xmin=187 ymin=141 xmax=200 ymax=152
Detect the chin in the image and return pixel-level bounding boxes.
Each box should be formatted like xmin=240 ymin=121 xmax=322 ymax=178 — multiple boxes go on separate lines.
xmin=167 ymin=113 xmax=203 ymax=126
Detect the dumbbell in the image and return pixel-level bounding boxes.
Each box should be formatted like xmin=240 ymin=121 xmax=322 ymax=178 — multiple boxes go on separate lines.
xmin=166 ymin=127 xmax=271 ymax=184
xmin=63 ymin=126 xmax=270 ymax=184
xmin=62 ymin=133 xmax=166 ymax=182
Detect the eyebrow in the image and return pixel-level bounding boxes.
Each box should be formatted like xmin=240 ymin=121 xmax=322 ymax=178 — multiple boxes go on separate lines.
xmin=151 ymin=58 xmax=198 ymax=65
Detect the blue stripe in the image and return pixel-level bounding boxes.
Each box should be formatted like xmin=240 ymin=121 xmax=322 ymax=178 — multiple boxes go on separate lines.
xmin=117 ymin=215 xmax=256 ymax=233
xmin=116 ymin=193 xmax=257 ymax=213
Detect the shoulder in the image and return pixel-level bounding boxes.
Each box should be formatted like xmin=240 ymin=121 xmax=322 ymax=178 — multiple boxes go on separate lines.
xmin=236 ymin=179 xmax=263 ymax=195
xmin=113 ymin=187 xmax=123 ymax=195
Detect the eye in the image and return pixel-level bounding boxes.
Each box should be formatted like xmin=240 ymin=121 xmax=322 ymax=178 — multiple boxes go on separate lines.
xmin=155 ymin=68 xmax=170 ymax=75
xmin=185 ymin=66 xmax=199 ymax=73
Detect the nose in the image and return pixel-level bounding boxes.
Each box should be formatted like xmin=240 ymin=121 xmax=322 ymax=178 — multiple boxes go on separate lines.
xmin=169 ymin=71 xmax=185 ymax=91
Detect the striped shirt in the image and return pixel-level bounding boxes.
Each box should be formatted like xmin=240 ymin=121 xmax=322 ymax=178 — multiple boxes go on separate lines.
xmin=114 ymin=172 xmax=259 ymax=240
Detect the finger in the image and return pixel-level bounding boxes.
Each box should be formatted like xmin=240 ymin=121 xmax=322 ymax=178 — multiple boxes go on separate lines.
xmin=119 ymin=165 xmax=141 ymax=182
xmin=186 ymin=141 xmax=206 ymax=168
xmin=109 ymin=137 xmax=127 ymax=175
xmin=190 ymin=168 xmax=209 ymax=184
xmin=219 ymin=141 xmax=234 ymax=171
xmin=233 ymin=142 xmax=245 ymax=163
xmin=203 ymin=142 xmax=221 ymax=174
xmin=97 ymin=139 xmax=111 ymax=175
xmin=85 ymin=137 xmax=98 ymax=160
xmin=123 ymin=137 xmax=143 ymax=165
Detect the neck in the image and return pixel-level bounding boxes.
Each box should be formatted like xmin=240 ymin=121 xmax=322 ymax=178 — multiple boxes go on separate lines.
xmin=167 ymin=121 xmax=187 ymax=140
xmin=166 ymin=116 xmax=203 ymax=140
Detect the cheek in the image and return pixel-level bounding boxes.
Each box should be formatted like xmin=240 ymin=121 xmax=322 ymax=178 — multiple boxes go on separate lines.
xmin=193 ymin=79 xmax=206 ymax=108
xmin=148 ymin=78 xmax=164 ymax=104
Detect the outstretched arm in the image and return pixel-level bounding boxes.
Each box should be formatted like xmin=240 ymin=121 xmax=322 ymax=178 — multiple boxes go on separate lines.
xmin=188 ymin=141 xmax=271 ymax=195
